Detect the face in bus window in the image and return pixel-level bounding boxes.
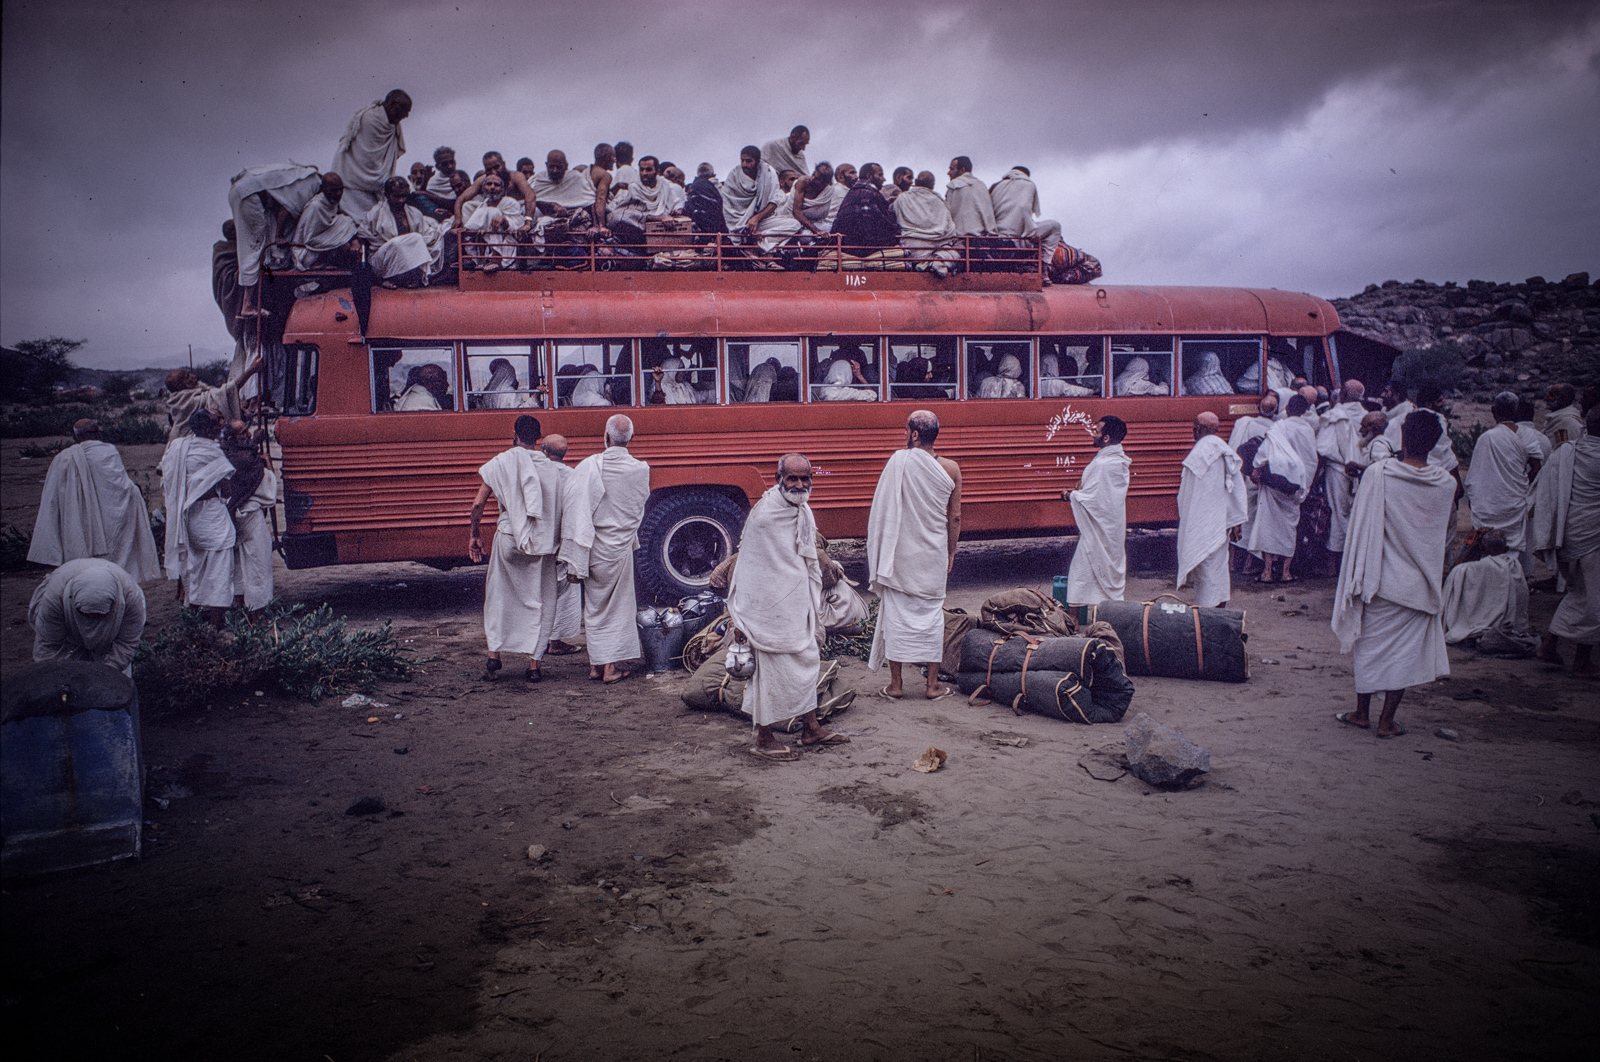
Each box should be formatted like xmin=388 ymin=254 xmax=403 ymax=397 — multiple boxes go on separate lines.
xmin=976 ymin=354 xmax=1027 ymax=399
xmin=396 ymin=364 xmax=451 ymax=410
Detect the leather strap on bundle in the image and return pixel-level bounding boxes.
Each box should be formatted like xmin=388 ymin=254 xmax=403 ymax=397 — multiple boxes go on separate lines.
xmin=1139 ymin=595 xmax=1205 ymax=679
xmin=968 ymin=634 xmax=1013 ymax=706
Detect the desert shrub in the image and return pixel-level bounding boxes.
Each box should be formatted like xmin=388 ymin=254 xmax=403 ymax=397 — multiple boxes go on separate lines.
xmin=0 ymin=404 xmax=97 ymax=438
xmin=101 ymin=373 xmax=137 ymax=400
xmin=1451 ymin=422 xmax=1489 ymax=465
xmin=101 ymin=415 xmax=168 ymax=445
xmin=134 ymin=602 xmax=412 ymax=712
xmin=124 ymin=402 xmax=161 ymax=417
xmin=20 ymin=440 xmax=69 ymax=459
xmin=194 ymin=359 xmax=231 ymax=387
xmin=823 ymin=597 xmax=877 ymax=661
xmin=1 ymin=524 xmax=38 ymax=571
xmin=1391 ymin=346 xmax=1464 ymax=395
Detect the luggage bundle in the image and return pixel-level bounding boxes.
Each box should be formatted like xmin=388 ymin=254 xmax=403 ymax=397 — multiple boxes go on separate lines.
xmin=1079 ymin=596 xmax=1249 ymax=683
xmin=679 ymin=643 xmax=855 ymax=733
xmin=953 ymin=628 xmax=1135 ymax=725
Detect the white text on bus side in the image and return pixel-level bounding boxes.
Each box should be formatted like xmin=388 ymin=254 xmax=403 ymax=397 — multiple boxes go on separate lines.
xmin=1044 ymin=405 xmax=1095 ymax=443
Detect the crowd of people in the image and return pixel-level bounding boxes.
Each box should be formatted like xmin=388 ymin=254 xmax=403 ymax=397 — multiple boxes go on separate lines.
xmin=223 ymin=93 xmax=1100 ymax=309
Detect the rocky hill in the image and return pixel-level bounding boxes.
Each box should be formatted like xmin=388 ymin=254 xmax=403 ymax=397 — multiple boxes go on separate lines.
xmin=1331 ymin=271 xmax=1598 ymax=399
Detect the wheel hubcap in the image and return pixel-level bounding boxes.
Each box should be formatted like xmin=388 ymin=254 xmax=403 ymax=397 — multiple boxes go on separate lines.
xmin=661 ymin=515 xmax=732 ymax=587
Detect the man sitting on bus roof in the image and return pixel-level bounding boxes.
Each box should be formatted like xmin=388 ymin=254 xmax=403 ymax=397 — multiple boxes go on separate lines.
xmin=826 ymin=164 xmax=856 ymax=229
xmin=831 ymin=169 xmax=901 ymax=252
xmin=617 ymin=156 xmax=685 ymax=218
xmin=426 ymin=146 xmax=458 ymax=196
xmin=884 ymin=166 xmax=914 ymax=204
xmin=454 ymin=152 xmax=538 ymax=224
xmin=532 ymin=150 xmax=597 ymax=219
xmin=463 ymin=172 xmax=529 ymax=272
xmin=989 ymin=166 xmax=1063 ymax=267
xmin=945 ymin=156 xmax=996 ymax=237
xmin=686 ymin=163 xmax=728 ymax=235
xmin=292 ymin=172 xmax=362 ymax=271
xmin=724 ymin=146 xmax=799 ymax=255
xmin=761 ymin=126 xmax=810 ymax=184
xmin=792 ymin=162 xmax=836 ymax=237
xmin=894 ymin=171 xmax=959 ymax=277
xmin=359 ymin=176 xmax=445 ymax=287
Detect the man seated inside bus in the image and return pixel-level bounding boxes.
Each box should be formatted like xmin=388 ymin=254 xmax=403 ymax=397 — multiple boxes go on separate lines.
xmin=1040 ymin=353 xmax=1097 ymax=397
xmin=1183 ymin=351 xmax=1234 ymax=395
xmin=894 ymin=357 xmax=951 ymax=401
xmin=475 ymin=358 xmax=538 ymax=409
xmin=1235 ymin=353 xmax=1294 ymax=394
xmin=816 ymin=358 xmax=877 ymax=401
xmin=652 ymin=357 xmax=712 ymax=404
xmin=463 ymin=173 xmax=530 ymax=271
xmin=773 ymin=367 xmax=801 ymax=402
xmin=977 ymin=353 xmax=1028 ymax=398
xmin=572 ymin=367 xmax=614 ymax=407
xmin=739 ymin=357 xmax=781 ymax=402
xmin=1113 ymin=356 xmax=1170 ymax=396
xmin=394 ymin=363 xmax=453 ymax=410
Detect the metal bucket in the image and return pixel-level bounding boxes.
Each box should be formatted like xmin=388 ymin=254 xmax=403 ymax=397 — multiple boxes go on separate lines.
xmin=639 ymin=624 xmax=688 ymax=673
xmin=2 ymin=661 xmax=144 ymax=878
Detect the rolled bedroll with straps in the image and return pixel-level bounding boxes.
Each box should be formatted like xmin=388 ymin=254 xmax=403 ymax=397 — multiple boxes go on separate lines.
xmin=954 ymin=630 xmax=1135 ymax=724
xmin=1081 ymin=597 xmax=1249 ymax=683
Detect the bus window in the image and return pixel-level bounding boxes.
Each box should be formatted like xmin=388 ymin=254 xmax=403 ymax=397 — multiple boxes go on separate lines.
xmin=888 ymin=338 xmax=957 ymax=401
xmin=1040 ymin=336 xmax=1104 ymax=397
xmin=1180 ymin=337 xmax=1261 ymax=396
xmin=465 ymin=344 xmax=544 ymax=409
xmin=373 ymin=346 xmax=457 ymax=412
xmin=1110 ymin=336 xmax=1173 ymax=396
xmin=810 ymin=337 xmax=880 ymax=402
xmin=555 ymin=341 xmax=632 ymax=408
xmin=642 ymin=338 xmax=716 ymax=405
xmin=968 ymin=338 xmax=1031 ymax=399
xmin=727 ymin=340 xmax=801 ymax=403
xmin=283 ymin=345 xmax=318 ymax=416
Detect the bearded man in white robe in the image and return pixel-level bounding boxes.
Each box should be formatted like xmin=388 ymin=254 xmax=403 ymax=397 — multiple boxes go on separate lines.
xmin=1542 ymin=383 xmax=1585 ymax=448
xmin=1227 ymin=391 xmax=1278 ymax=572
xmin=29 ymin=559 xmax=147 ymax=678
xmin=1531 ymin=406 xmax=1600 ymax=677
xmin=463 ymin=172 xmax=529 ymax=271
xmin=617 ymin=156 xmax=685 ymax=217
xmin=723 ymin=146 xmax=799 ymax=253
xmin=989 ymin=166 xmax=1063 ymax=263
xmin=470 ymin=415 xmax=565 ymax=682
xmin=792 ymin=162 xmax=837 ymax=236
xmin=1331 ymin=410 xmax=1457 ymax=737
xmin=760 ymin=126 xmax=810 ymax=185
xmin=729 ymin=454 xmax=847 ymax=760
xmin=1063 ymin=416 xmax=1132 ymax=606
xmin=559 ymin=415 xmax=651 ymax=683
xmin=1464 ymin=392 xmax=1536 ymax=561
xmin=29 ymin=419 xmax=161 ymax=584
xmin=541 ymin=435 xmax=584 ymax=657
xmin=1317 ymin=380 xmax=1368 ymax=556
xmin=330 ymin=90 xmax=410 ymax=216
xmin=361 ymin=177 xmax=445 ymax=284
xmin=945 ymin=156 xmax=996 ymax=236
xmin=1247 ymin=392 xmax=1319 ymax=582
xmin=158 ymin=409 xmax=238 ymax=612
xmin=894 ymin=172 xmax=959 ymax=276
xmin=291 ymin=173 xmax=361 ymax=270
xmin=1177 ymin=413 xmax=1249 ymax=608
xmin=867 ymin=412 xmax=961 ymax=699
xmin=532 ymin=150 xmax=598 ymax=218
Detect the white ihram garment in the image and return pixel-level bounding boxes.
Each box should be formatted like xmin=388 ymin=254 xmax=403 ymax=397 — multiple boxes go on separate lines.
xmin=1113 ymin=357 xmax=1168 ymax=396
xmin=1247 ymin=416 xmax=1317 ymax=557
xmin=1517 ymin=421 xmax=1553 ymax=463
xmin=232 ymin=466 xmax=278 ymax=611
xmin=729 ymin=162 xmax=799 ymax=251
xmin=1531 ymin=437 xmax=1600 ymax=643
xmin=1317 ymin=401 xmax=1365 ymax=552
xmin=866 ymin=448 xmax=955 ymax=669
xmin=1463 ymin=424 xmax=1531 ymax=551
xmin=893 ymin=186 xmax=959 ymax=270
xmin=1177 ymin=435 xmax=1248 ymax=608
xmin=479 ymin=447 xmax=565 ymax=657
xmin=559 ymin=447 xmax=651 ymax=666
xmin=977 ymin=355 xmax=1026 ymax=398
xmin=759 ymin=138 xmax=808 ymax=183
xmin=158 ymin=435 xmax=238 ymax=608
xmin=464 ymin=195 xmax=529 ymax=268
xmin=291 ymin=195 xmax=359 ymax=269
xmin=1544 ymin=403 xmax=1585 ymax=448
xmin=818 ymin=359 xmax=876 ymax=401
xmin=620 ymin=177 xmax=684 ymax=216
xmin=1440 ymin=553 xmax=1530 ymax=644
xmin=944 ymin=173 xmax=996 ymax=236
xmin=29 ymin=440 xmax=161 ymax=584
xmin=533 ymin=168 xmax=598 ymax=210
xmin=1040 ymin=354 xmax=1094 ymax=397
xmin=727 ymin=486 xmax=823 ymax=727
xmin=1332 ymin=459 xmax=1455 ymax=692
xmin=1227 ymin=414 xmax=1273 ymax=552
xmin=1064 ymin=443 xmax=1131 ymax=606
xmin=228 ymin=162 xmax=322 ymax=287
xmin=547 ymin=462 xmax=583 ymax=641
xmin=28 ymin=558 xmax=147 ymax=677
xmin=1182 ymin=353 xmax=1233 ymax=396
xmin=360 ymin=202 xmax=445 ymax=279
xmin=330 ymin=101 xmax=405 ymax=215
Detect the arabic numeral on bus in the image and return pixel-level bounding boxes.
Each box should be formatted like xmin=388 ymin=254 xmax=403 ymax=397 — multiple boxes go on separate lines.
xmin=844 ymin=275 xmax=866 ymax=287
xmin=1055 ymin=456 xmax=1076 ymax=468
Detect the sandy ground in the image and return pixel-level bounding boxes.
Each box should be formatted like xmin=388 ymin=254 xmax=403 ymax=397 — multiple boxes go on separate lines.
xmin=2 ymin=435 xmax=1597 ymax=1062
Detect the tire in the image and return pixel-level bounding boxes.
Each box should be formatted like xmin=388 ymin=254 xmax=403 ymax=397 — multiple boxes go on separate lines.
xmin=635 ymin=489 xmax=747 ymax=605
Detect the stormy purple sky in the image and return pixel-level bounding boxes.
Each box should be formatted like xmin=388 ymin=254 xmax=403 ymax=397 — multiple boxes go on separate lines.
xmin=2 ymin=0 xmax=1596 ymax=370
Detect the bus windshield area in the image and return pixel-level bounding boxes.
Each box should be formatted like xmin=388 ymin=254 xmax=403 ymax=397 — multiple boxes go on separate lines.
xmin=363 ymin=334 xmax=1324 ymax=412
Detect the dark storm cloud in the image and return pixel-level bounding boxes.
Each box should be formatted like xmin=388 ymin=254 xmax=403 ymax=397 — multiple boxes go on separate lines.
xmin=1 ymin=0 xmax=1596 ymax=367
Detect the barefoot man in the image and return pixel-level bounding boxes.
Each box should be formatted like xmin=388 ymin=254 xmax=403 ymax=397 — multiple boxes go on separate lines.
xmin=1331 ymin=411 xmax=1457 ymax=737
xmin=1061 ymin=415 xmax=1130 ymax=607
xmin=728 ymin=454 xmax=847 ymax=760
xmin=1531 ymin=405 xmax=1600 ymax=677
xmin=867 ymin=410 xmax=962 ymax=699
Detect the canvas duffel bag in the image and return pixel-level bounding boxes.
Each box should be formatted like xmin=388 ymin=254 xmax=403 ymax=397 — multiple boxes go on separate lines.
xmin=954 ymin=629 xmax=1135 ymax=723
xmin=1081 ymin=596 xmax=1249 ymax=682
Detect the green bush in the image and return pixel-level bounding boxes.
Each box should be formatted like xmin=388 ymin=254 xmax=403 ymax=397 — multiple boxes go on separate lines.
xmin=823 ymin=598 xmax=878 ymax=661
xmin=0 ymin=404 xmax=97 ymax=438
xmin=1 ymin=524 xmax=38 ymax=572
xmin=134 ymin=602 xmax=413 ymax=712
xmin=101 ymin=415 xmax=168 ymax=445
xmin=1450 ymin=422 xmax=1489 ymax=465
xmin=1391 ymin=346 xmax=1464 ymax=395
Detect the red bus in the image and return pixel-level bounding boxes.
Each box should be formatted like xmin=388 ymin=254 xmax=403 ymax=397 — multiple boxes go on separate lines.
xmin=272 ymin=242 xmax=1391 ymax=601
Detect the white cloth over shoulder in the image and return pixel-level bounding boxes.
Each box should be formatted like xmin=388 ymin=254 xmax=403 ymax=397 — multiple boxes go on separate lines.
xmin=29 ymin=440 xmax=161 ymax=584
xmin=977 ymin=355 xmax=1026 ymax=398
xmin=728 ymin=486 xmax=823 ymax=727
xmin=479 ymin=447 xmax=565 ymax=657
xmin=760 ymin=138 xmax=808 ymax=182
xmin=331 ymin=102 xmax=405 ymax=216
xmin=291 ymin=194 xmax=359 ymax=269
xmin=1183 ymin=353 xmax=1233 ymax=396
xmin=1317 ymin=401 xmax=1366 ymax=552
xmin=817 ymin=359 xmax=876 ymax=401
xmin=1544 ymin=403 xmax=1585 ymax=448
xmin=1177 ymin=436 xmax=1247 ymax=607
xmin=158 ymin=435 xmax=238 ymax=607
xmin=28 ymin=558 xmax=147 ymax=676
xmin=1113 ymin=357 xmax=1168 ymax=396
xmin=989 ymin=170 xmax=1039 ymax=238
xmin=1440 ymin=553 xmax=1530 ymax=644
xmin=621 ymin=177 xmax=684 ymax=216
xmin=894 ymin=187 xmax=957 ymax=243
xmin=559 ymin=447 xmax=650 ymax=666
xmin=1065 ymin=444 xmax=1131 ymax=605
xmin=1530 ymin=437 xmax=1600 ymax=643
xmin=232 ymin=464 xmax=278 ymax=612
xmin=228 ymin=161 xmax=322 ymax=287
xmin=533 ymin=167 xmax=597 ymax=210
xmin=1517 ymin=421 xmax=1553 ymax=463
xmin=1463 ymin=423 xmax=1532 ymax=550
xmin=866 ymin=448 xmax=954 ymax=669
xmin=944 ymin=173 xmax=996 ymax=236
xmin=1247 ymin=415 xmax=1318 ymax=557
xmin=360 ymin=201 xmax=444 ymax=278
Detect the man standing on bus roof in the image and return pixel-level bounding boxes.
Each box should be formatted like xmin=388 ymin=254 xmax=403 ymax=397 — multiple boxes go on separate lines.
xmin=1178 ymin=412 xmax=1248 ymax=609
xmin=1062 ymin=416 xmax=1131 ymax=608
xmin=730 ymin=454 xmax=847 ymax=760
xmin=761 ymin=126 xmax=810 ymax=184
xmin=867 ymin=411 xmax=962 ymax=700
xmin=559 ymin=415 xmax=651 ymax=683
xmin=470 ymin=415 xmax=565 ymax=683
xmin=945 ymin=156 xmax=996 ymax=237
xmin=541 ymin=434 xmax=584 ymax=658
xmin=330 ymin=89 xmax=411 ymax=217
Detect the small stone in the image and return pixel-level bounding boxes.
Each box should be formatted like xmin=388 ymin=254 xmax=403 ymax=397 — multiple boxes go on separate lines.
xmin=1434 ymin=728 xmax=1460 ymax=742
xmin=345 ymin=795 xmax=386 ymax=816
xmin=1124 ymin=712 xmax=1210 ymax=789
xmin=526 ymin=844 xmax=547 ymax=860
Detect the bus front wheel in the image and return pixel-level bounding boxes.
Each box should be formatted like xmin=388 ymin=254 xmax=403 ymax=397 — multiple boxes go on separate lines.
xmin=635 ymin=489 xmax=746 ymax=605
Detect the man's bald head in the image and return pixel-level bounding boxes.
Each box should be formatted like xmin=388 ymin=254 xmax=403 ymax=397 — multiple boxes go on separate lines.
xmin=1341 ymin=379 xmax=1365 ymax=403
xmin=541 ymin=434 xmax=569 ymax=461
xmin=165 ymin=367 xmax=198 ymax=393
xmin=1193 ymin=411 xmax=1219 ymax=439
xmin=72 ymin=419 xmax=99 ymax=442
xmin=1298 ymin=385 xmax=1319 ymax=408
xmin=778 ymin=453 xmax=811 ymax=478
xmin=914 ymin=170 xmax=936 ymax=190
xmin=1360 ymin=411 xmax=1388 ymax=438
xmin=1259 ymin=391 xmax=1279 ymax=416
xmin=546 ymin=150 xmax=568 ymax=182
xmin=907 ymin=409 xmax=940 ymax=447
xmin=604 ymin=414 xmax=634 ymax=447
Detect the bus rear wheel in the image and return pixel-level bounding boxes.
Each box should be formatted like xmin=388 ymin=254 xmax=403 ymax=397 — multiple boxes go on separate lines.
xmin=635 ymin=489 xmax=746 ymax=604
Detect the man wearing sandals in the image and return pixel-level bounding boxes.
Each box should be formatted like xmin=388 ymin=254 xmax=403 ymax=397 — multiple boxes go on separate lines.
xmin=728 ymin=454 xmax=848 ymax=760
xmin=867 ymin=411 xmax=963 ymax=699
xmin=1330 ymin=411 xmax=1456 ymax=738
